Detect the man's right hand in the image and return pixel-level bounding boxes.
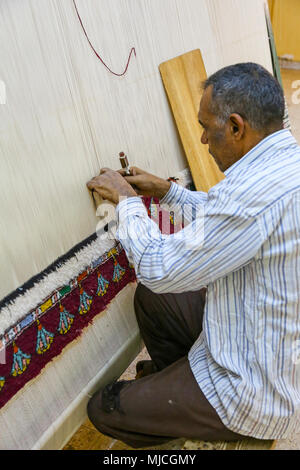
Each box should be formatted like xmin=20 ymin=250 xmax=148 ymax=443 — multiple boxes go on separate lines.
xmin=118 ymin=167 xmax=171 ymax=200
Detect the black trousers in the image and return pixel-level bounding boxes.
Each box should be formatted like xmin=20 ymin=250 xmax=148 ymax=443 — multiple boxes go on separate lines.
xmin=87 ymin=283 xmax=246 ymax=448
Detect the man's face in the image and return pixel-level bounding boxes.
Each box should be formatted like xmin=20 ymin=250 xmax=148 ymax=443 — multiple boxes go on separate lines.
xmin=198 ymin=86 xmax=236 ymax=173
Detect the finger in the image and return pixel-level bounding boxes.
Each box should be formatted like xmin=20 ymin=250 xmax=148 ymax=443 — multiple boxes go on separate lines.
xmin=86 ymin=181 xmax=96 ymax=191
xmin=99 ymin=167 xmax=112 ymax=175
xmin=123 ymin=175 xmax=143 ymax=185
xmin=87 ymin=178 xmax=104 ymax=190
xmin=127 ymin=167 xmax=140 ymax=176
xmin=87 ymin=185 xmax=107 ymax=199
xmin=117 ymin=167 xmax=137 ymax=177
xmin=86 ymin=179 xmax=94 ymax=187
xmin=129 ymin=167 xmax=147 ymax=176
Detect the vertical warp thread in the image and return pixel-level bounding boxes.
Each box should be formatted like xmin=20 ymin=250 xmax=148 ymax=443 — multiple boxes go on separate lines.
xmin=72 ymin=0 xmax=136 ymax=76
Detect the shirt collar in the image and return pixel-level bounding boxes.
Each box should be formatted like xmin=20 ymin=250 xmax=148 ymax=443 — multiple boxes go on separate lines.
xmin=224 ymin=129 xmax=297 ymax=177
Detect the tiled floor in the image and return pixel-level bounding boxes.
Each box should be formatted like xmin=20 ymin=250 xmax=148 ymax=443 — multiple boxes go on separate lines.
xmin=63 ymin=67 xmax=300 ymax=451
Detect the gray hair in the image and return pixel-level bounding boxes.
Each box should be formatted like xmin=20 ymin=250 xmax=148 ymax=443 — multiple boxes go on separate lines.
xmin=203 ymin=63 xmax=284 ymax=131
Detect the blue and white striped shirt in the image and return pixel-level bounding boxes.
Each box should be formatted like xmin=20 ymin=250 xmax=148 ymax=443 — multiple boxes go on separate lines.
xmin=116 ymin=129 xmax=300 ymax=439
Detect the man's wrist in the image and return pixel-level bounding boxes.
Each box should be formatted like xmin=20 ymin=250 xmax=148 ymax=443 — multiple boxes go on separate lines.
xmin=115 ymin=188 xmax=137 ymax=204
xmin=155 ymin=180 xmax=171 ymax=199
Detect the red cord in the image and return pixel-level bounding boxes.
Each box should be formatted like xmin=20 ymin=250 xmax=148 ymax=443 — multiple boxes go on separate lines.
xmin=72 ymin=0 xmax=136 ymax=76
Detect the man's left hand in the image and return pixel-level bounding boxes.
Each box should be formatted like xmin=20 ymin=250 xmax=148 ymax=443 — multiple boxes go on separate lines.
xmin=87 ymin=168 xmax=138 ymax=205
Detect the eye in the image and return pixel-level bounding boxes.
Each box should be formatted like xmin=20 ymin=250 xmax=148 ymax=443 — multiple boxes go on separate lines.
xmin=198 ymin=120 xmax=206 ymax=130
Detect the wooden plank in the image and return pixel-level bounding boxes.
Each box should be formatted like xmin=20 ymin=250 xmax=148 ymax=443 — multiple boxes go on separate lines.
xmin=159 ymin=49 xmax=224 ymax=192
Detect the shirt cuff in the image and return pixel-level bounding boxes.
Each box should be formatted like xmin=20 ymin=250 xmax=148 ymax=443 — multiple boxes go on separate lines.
xmin=160 ymin=181 xmax=187 ymax=206
xmin=116 ymin=196 xmax=148 ymax=223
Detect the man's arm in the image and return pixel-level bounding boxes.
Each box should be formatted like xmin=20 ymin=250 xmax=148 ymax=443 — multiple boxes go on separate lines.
xmin=86 ymin=168 xmax=263 ymax=294
xmin=122 ymin=167 xmax=209 ymax=224
xmin=116 ymin=190 xmax=263 ymax=294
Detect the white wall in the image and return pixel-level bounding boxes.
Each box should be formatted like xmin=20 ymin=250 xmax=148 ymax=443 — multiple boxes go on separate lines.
xmin=0 ymin=0 xmax=272 ymax=299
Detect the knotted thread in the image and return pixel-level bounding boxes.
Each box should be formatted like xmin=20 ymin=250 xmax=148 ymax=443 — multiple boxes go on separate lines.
xmin=72 ymin=0 xmax=136 ymax=76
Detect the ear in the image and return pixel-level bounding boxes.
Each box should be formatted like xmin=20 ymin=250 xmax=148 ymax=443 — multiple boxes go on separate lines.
xmin=229 ymin=113 xmax=245 ymax=140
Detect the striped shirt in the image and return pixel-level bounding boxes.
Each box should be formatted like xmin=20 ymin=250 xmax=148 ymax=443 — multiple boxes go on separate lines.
xmin=116 ymin=129 xmax=300 ymax=439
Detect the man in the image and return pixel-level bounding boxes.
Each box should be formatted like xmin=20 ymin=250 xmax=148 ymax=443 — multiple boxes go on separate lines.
xmin=86 ymin=63 xmax=300 ymax=448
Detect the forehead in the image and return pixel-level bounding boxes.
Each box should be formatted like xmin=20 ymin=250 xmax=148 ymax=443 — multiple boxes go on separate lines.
xmin=198 ymin=85 xmax=213 ymax=122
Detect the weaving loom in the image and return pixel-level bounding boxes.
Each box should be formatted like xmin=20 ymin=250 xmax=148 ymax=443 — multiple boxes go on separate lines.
xmin=0 ymin=0 xmax=274 ymax=449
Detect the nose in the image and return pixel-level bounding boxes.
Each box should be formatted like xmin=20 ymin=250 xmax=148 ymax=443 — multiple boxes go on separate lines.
xmin=201 ymin=129 xmax=208 ymax=145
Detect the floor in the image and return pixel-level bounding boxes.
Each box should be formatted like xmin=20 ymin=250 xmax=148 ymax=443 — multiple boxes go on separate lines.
xmin=63 ymin=67 xmax=300 ymax=451
xmin=62 ymin=346 xmax=274 ymax=451
xmin=63 ymin=346 xmax=189 ymax=451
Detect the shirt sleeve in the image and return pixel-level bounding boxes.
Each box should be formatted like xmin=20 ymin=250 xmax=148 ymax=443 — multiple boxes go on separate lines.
xmin=115 ymin=190 xmax=264 ymax=294
xmin=160 ymin=182 xmax=208 ymax=224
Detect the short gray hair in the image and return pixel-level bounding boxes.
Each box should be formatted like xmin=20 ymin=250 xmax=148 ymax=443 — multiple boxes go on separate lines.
xmin=203 ymin=63 xmax=284 ymax=131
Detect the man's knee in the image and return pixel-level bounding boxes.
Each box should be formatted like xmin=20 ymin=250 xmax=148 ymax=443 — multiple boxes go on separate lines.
xmin=87 ymin=388 xmax=116 ymax=438
xmin=87 ymin=380 xmax=131 ymax=430
xmin=87 ymin=392 xmax=119 ymax=441
xmin=87 ymin=390 xmax=102 ymax=429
